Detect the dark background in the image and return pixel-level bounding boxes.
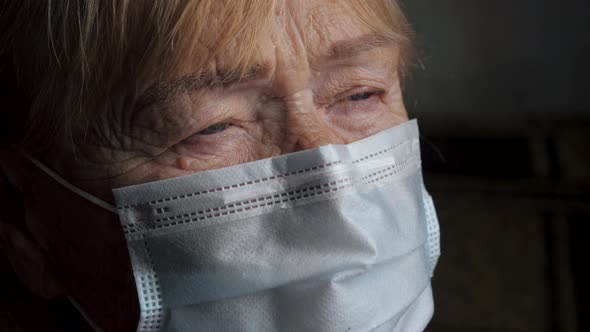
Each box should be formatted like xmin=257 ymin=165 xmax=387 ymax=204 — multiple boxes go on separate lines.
xmin=400 ymin=0 xmax=590 ymax=331
xmin=2 ymin=0 xmax=590 ymax=331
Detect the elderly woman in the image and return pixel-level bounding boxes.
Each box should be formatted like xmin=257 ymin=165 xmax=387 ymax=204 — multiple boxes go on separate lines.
xmin=0 ymin=1 xmax=440 ymax=331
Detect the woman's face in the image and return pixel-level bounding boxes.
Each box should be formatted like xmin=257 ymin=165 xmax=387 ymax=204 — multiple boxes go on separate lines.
xmin=59 ymin=0 xmax=408 ymax=200
xmin=1 ymin=1 xmax=409 ymax=331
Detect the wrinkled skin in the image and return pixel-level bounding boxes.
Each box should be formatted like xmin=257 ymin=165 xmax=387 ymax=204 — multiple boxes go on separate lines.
xmin=0 ymin=1 xmax=408 ymax=331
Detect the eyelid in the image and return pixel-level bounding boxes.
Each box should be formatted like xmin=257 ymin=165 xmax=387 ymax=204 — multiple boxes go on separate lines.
xmin=335 ymin=87 xmax=383 ymax=103
xmin=180 ymin=123 xmax=243 ymax=151
xmin=197 ymin=123 xmax=231 ymax=135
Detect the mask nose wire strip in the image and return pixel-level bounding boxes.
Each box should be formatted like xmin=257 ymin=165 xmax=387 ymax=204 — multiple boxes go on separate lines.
xmin=19 ymin=151 xmax=118 ymax=214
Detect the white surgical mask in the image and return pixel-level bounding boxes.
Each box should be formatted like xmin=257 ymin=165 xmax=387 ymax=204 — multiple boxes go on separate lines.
xmin=26 ymin=120 xmax=440 ymax=332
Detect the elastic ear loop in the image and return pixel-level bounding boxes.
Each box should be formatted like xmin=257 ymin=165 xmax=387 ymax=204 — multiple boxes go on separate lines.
xmin=20 ymin=152 xmax=118 ymax=214
xmin=68 ymin=296 xmax=105 ymax=332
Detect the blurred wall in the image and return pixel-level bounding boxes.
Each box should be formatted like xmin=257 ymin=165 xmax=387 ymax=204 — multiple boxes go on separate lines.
xmin=402 ymin=0 xmax=590 ymax=135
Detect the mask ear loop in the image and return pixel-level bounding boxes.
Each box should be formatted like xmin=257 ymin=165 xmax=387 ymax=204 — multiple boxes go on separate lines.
xmin=19 ymin=151 xmax=118 ymax=214
xmin=68 ymin=296 xmax=105 ymax=332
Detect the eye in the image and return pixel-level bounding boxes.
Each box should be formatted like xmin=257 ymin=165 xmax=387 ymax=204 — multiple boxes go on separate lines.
xmin=326 ymin=89 xmax=383 ymax=116
xmin=345 ymin=92 xmax=375 ymax=102
xmin=197 ymin=123 xmax=230 ymax=135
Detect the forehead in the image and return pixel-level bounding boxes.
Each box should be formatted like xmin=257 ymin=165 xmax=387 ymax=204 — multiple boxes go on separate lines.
xmin=265 ymin=2 xmax=388 ymax=65
xmin=282 ymin=0 xmax=377 ymax=52
xmin=171 ymin=0 xmax=392 ymax=80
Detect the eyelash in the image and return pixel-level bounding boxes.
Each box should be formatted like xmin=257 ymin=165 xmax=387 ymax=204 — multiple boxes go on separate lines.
xmin=343 ymin=92 xmax=376 ymax=102
xmin=197 ymin=123 xmax=230 ymax=135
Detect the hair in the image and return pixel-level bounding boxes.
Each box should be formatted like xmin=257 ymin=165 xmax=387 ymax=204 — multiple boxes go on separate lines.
xmin=0 ymin=0 xmax=413 ymax=155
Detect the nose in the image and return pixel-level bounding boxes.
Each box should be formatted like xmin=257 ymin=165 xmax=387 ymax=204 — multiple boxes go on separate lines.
xmin=271 ymin=31 xmax=347 ymax=154
xmin=280 ymin=89 xmax=348 ymax=153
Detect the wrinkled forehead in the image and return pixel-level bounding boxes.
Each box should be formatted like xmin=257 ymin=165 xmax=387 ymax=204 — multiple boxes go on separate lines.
xmin=158 ymin=0 xmax=406 ymax=83
xmin=277 ymin=1 xmax=381 ymax=53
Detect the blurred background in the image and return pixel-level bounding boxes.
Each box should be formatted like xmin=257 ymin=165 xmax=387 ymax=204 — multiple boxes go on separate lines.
xmin=400 ymin=0 xmax=590 ymax=331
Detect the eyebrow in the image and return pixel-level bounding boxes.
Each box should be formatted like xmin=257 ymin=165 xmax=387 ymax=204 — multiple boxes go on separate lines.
xmin=135 ymin=33 xmax=393 ymax=110
xmin=327 ymin=33 xmax=392 ymax=60
xmin=134 ymin=65 xmax=268 ymax=111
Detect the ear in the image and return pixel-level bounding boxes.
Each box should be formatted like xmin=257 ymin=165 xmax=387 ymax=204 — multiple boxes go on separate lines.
xmin=0 ymin=151 xmax=64 ymax=299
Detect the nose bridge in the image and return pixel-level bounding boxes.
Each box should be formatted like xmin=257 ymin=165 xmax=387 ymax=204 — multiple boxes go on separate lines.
xmin=280 ymin=89 xmax=346 ymax=153
xmin=271 ymin=19 xmax=346 ymax=153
